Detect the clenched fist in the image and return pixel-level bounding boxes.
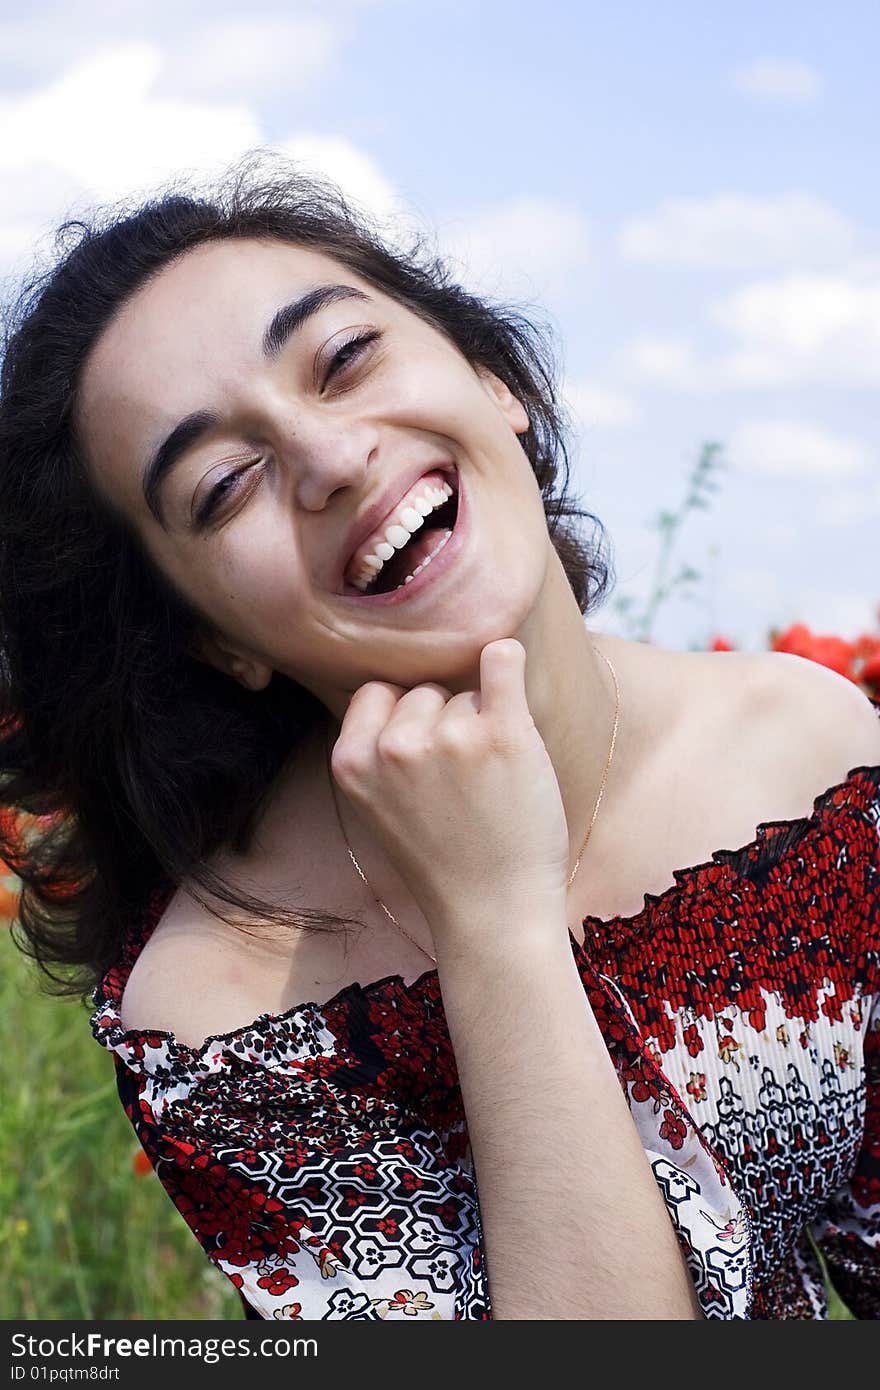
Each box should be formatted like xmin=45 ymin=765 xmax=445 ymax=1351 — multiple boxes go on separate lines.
xmin=328 ymin=639 xmax=572 ymax=951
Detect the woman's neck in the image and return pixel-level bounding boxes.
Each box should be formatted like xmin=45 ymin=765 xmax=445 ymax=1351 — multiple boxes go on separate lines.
xmin=510 ymin=551 xmax=663 ymax=874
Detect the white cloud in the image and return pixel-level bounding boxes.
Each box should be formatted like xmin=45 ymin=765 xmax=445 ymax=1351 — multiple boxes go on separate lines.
xmin=0 ymin=161 xmax=91 ymax=277
xmin=160 ymin=17 xmax=347 ymax=98
xmin=727 ymin=566 xmax=788 ymax=609
xmin=437 ymin=197 xmax=590 ymax=299
xmin=728 ymin=419 xmax=870 ymax=479
xmin=731 ymin=58 xmax=822 ymax=103
xmin=619 ymin=192 xmax=855 ymax=270
xmin=622 ymin=263 xmax=880 ymax=392
xmin=622 ymin=336 xmax=705 ymax=387
xmin=711 ymin=266 xmax=880 ymax=387
xmin=757 ymin=520 xmax=799 ymax=549
xmin=275 ymin=132 xmax=402 ymax=228
xmin=564 ymin=381 xmax=640 ymax=429
xmin=727 ymin=573 xmax=877 ymax=643
xmin=0 ymin=42 xmax=406 ymax=274
xmin=0 ymin=43 xmax=260 ymax=212
xmin=818 ymin=476 xmax=880 ymax=527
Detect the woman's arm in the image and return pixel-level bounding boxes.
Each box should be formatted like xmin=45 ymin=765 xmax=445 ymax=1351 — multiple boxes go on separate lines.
xmin=436 ymin=917 xmax=704 ymax=1320
xmin=329 ymin=640 xmax=713 ymax=1318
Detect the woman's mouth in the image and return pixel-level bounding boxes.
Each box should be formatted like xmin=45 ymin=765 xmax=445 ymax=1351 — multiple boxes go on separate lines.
xmin=339 ymin=467 xmax=468 ymax=607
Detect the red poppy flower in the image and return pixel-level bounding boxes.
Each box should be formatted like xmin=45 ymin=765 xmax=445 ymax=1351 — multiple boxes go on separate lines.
xmin=132 ymin=1148 xmax=153 ymax=1177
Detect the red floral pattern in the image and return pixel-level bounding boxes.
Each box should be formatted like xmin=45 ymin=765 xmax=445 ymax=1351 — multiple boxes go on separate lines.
xmin=90 ymin=702 xmax=880 ymax=1320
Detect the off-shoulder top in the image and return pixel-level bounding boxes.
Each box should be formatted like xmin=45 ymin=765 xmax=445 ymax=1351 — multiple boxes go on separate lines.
xmin=89 ymin=701 xmax=880 ymax=1320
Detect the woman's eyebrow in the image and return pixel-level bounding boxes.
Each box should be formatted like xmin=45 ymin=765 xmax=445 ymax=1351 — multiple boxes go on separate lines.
xmin=141 ymin=282 xmax=374 ymax=529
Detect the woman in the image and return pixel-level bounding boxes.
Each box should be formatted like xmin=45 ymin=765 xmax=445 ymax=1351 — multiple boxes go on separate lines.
xmin=2 ymin=154 xmax=878 ymax=1320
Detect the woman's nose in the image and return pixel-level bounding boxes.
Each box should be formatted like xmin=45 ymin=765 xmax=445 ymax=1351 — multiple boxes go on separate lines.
xmin=279 ymin=420 xmax=380 ymax=514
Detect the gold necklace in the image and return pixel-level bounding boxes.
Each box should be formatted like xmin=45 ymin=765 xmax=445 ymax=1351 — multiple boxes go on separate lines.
xmin=324 ymin=642 xmax=620 ymax=966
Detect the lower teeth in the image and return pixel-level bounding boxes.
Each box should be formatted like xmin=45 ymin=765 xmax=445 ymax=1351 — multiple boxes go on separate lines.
xmin=399 ymin=529 xmax=453 ymax=588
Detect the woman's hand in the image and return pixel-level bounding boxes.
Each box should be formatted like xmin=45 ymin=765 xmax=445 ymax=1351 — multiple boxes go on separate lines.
xmin=328 ymin=638 xmax=571 ymax=948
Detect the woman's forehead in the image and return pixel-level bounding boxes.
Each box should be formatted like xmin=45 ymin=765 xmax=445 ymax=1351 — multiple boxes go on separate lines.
xmin=85 ymin=239 xmax=374 ymax=395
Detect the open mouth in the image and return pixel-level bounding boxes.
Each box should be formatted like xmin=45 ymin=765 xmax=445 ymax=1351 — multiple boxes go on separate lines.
xmin=342 ymin=468 xmax=461 ymax=598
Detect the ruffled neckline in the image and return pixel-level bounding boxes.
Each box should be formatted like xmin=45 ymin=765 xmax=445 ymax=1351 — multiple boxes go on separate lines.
xmin=90 ymin=702 xmax=880 ymax=1072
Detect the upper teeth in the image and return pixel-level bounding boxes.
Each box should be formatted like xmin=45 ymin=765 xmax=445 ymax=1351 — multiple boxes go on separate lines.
xmin=352 ymin=478 xmax=454 ymax=591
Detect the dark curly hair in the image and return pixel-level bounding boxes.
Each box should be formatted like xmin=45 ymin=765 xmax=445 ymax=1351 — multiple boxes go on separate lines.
xmin=0 ymin=148 xmax=615 ymax=1002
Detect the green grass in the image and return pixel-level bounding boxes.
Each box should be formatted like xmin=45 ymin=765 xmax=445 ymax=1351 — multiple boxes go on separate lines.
xmin=1 ymin=893 xmax=242 ymax=1321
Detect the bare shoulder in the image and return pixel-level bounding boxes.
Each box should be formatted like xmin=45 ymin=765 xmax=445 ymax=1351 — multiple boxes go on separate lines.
xmin=742 ymin=649 xmax=880 ymax=790
xmin=649 ymin=640 xmax=880 ymax=811
xmin=749 ymin=648 xmax=880 ymax=750
xmin=120 ymin=893 xmax=295 ymax=1049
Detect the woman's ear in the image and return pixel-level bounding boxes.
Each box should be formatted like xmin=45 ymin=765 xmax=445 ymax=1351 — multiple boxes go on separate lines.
xmin=477 ymin=367 xmax=530 ymax=435
xmin=189 ymin=631 xmax=273 ymax=691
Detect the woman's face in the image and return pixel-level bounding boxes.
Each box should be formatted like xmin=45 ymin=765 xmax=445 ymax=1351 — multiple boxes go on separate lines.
xmin=76 ymin=236 xmax=551 ymax=719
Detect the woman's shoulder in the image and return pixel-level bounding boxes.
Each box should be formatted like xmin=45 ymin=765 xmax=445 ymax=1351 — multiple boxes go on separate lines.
xmin=608 ymin=645 xmax=880 ymax=972
xmin=674 ymin=644 xmax=880 ymax=837
xmin=119 ymin=903 xmax=244 ymax=1048
xmin=118 ymin=886 xmax=323 ymax=1049
xmin=685 ymin=646 xmax=880 ymax=917
xmin=114 ymin=876 xmax=412 ymax=1058
xmin=741 ymin=648 xmax=880 ymax=793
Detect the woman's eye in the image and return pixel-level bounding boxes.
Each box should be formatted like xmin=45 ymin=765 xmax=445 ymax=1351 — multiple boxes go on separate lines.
xmin=191 ymin=333 xmax=382 ymax=529
xmin=195 ymin=464 xmax=260 ymax=528
xmin=324 ymin=330 xmax=381 ymax=386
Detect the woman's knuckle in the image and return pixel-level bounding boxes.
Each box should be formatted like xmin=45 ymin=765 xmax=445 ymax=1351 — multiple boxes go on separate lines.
xmin=331 ymin=741 xmax=367 ymax=782
xmin=436 ymin=721 xmax=471 ymax=757
xmin=377 ymin=729 xmax=417 ymax=764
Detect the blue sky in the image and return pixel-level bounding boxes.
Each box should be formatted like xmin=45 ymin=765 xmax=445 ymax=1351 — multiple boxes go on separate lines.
xmin=0 ymin=0 xmax=876 ymax=650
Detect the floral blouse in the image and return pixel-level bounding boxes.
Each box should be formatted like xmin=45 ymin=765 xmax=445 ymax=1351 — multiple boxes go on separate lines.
xmin=90 ymin=701 xmax=880 ymax=1320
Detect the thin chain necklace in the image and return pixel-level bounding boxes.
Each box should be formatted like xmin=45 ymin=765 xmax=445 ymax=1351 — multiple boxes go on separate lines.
xmin=323 ymin=643 xmax=620 ymax=966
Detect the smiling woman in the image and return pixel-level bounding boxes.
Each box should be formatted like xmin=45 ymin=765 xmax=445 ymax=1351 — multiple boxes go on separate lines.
xmin=1 ymin=150 xmax=879 ymax=1322
xmin=0 ymin=150 xmax=607 ymax=968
